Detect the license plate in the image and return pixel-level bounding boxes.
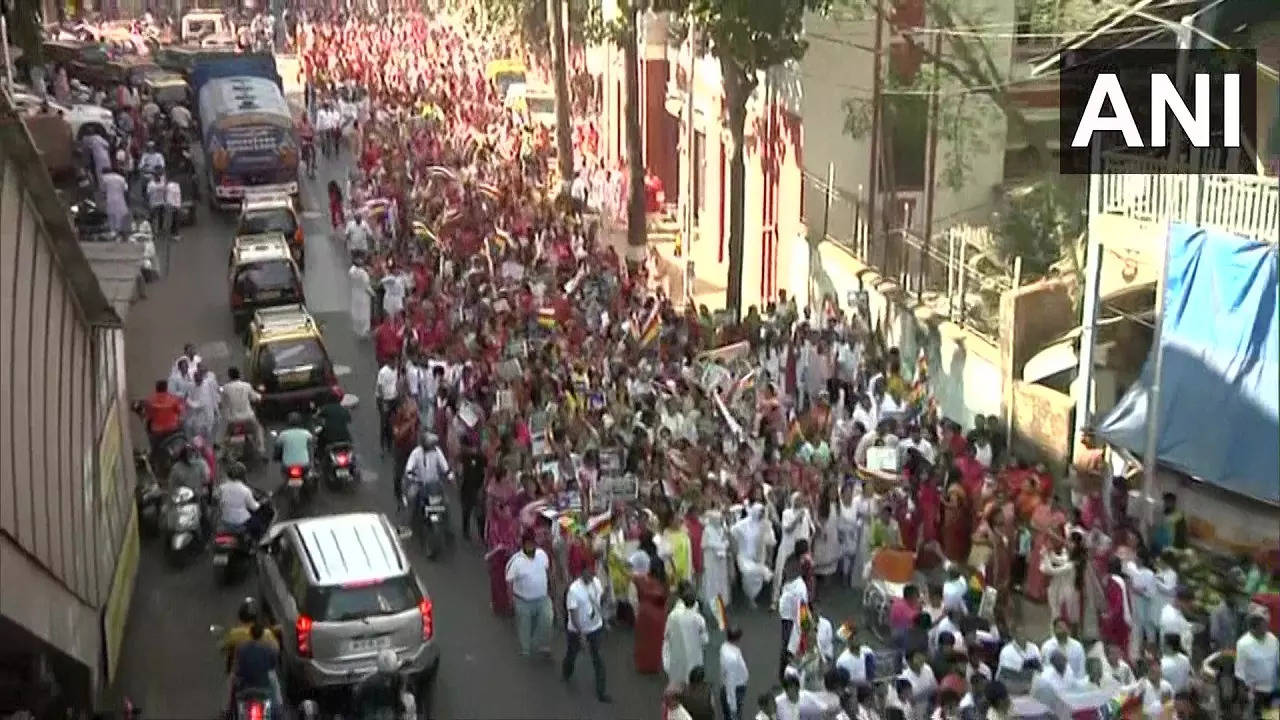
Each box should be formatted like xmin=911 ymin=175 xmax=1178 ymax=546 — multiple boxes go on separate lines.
xmin=287 ymin=476 xmax=304 ymax=487
xmin=335 ymin=469 xmax=350 ymax=479
xmin=346 ymin=636 xmax=392 ymax=653
xmin=281 ymin=373 xmax=310 ymax=388
xmin=423 ymin=505 xmax=446 ymax=513
xmin=256 ymin=290 xmax=284 ymax=301
xmin=212 ymin=554 xmax=229 ymax=566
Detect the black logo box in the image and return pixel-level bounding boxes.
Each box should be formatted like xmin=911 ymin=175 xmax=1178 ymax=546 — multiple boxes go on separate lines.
xmin=1058 ymin=48 xmax=1259 ymax=175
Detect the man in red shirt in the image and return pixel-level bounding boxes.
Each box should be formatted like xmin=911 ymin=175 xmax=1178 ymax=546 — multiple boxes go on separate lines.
xmin=889 ymin=584 xmax=922 ymax=651
xmin=142 ymin=379 xmax=184 ymax=454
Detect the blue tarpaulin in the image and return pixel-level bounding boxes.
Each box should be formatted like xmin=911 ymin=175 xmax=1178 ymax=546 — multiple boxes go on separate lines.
xmin=1098 ymin=223 xmax=1280 ymax=504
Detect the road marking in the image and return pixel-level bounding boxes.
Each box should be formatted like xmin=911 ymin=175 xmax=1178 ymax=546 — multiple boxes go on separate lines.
xmin=199 ymin=341 xmax=232 ymax=360
xmin=333 ymin=364 xmax=353 ymax=377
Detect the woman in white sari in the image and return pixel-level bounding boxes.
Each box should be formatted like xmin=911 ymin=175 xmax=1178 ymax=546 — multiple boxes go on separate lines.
xmin=838 ymin=481 xmax=870 ymax=588
xmin=700 ymin=508 xmax=732 ymax=625
xmin=730 ymin=503 xmax=775 ymax=606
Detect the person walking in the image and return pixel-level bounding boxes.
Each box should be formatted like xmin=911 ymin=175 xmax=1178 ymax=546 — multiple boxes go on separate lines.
xmin=348 ymin=256 xmax=374 ymax=338
xmin=164 ymin=173 xmax=183 ymax=242
xmin=505 ymin=530 xmax=553 ymax=657
xmin=562 ymin=562 xmax=611 ymax=703
xmin=146 ymin=171 xmax=167 ymax=240
xmin=375 ymin=358 xmax=402 ymax=454
xmin=719 ymin=627 xmax=750 ymax=720
xmin=663 ymin=581 xmax=709 ymax=690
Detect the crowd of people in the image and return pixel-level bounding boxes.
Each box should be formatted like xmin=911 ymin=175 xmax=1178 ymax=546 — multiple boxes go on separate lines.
xmin=287 ymin=8 xmax=1279 ymax=720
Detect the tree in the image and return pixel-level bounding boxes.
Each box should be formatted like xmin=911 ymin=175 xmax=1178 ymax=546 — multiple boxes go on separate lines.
xmin=547 ymin=0 xmax=576 ymax=187
xmin=7 ymin=0 xmax=45 ymax=70
xmin=680 ymin=0 xmax=831 ymax=319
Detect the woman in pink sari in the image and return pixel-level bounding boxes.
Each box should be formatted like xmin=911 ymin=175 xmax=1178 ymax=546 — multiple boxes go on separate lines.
xmin=1025 ymin=501 xmax=1065 ymax=602
xmin=484 ymin=468 xmax=521 ymax=616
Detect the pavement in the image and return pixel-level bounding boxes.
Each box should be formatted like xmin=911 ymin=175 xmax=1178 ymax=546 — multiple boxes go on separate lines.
xmin=109 ymin=148 xmax=888 ymax=720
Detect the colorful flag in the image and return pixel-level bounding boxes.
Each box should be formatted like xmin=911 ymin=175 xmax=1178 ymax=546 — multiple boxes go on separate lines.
xmin=796 ymin=602 xmax=812 ymax=655
xmin=638 ymin=306 xmax=662 ymax=347
xmin=538 ymin=307 xmax=558 ymax=329
xmin=713 ymin=595 xmax=728 ymax=632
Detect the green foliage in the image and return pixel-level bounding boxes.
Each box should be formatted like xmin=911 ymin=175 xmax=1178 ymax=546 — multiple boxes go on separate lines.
xmin=685 ymin=0 xmax=830 ymax=89
xmin=480 ymin=0 xmax=589 ymax=58
xmin=992 ymin=179 xmax=1086 ymax=278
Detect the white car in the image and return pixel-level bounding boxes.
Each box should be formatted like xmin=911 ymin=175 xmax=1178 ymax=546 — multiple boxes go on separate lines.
xmin=10 ymin=92 xmax=115 ymax=140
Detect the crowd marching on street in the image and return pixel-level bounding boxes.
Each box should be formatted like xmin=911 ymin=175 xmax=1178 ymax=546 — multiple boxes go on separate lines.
xmin=289 ymin=8 xmax=1278 ymax=720
xmin=22 ymin=2 xmax=1277 ymax=719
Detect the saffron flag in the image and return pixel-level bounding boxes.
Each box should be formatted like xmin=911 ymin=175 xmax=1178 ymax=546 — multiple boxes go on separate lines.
xmin=638 ymin=307 xmax=662 ymax=347
xmin=714 ymin=595 xmax=728 ymax=632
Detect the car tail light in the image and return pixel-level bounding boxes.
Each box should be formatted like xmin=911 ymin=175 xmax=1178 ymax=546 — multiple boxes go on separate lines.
xmin=247 ymin=701 xmax=264 ymax=720
xmin=294 ymin=227 xmax=304 ymax=245
xmin=296 ymin=614 xmax=313 ymax=657
xmin=333 ymin=451 xmax=350 ymax=467
xmin=214 ymin=533 xmax=236 ymax=547
xmin=418 ymin=597 xmax=434 ymax=641
xmin=330 ymin=384 xmax=343 ymax=400
xmin=287 ymin=465 xmax=304 ymax=479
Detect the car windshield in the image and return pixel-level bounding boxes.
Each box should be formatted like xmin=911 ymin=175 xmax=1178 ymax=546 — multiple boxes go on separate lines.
xmin=494 ymin=71 xmax=524 ymax=95
xmin=311 ymin=576 xmax=420 ymax=622
xmin=528 ymin=97 xmax=555 ymax=116
xmin=234 ymin=259 xmax=296 ymax=294
xmin=256 ymin=337 xmax=326 ymax=375
xmin=240 ymin=209 xmax=296 ymax=236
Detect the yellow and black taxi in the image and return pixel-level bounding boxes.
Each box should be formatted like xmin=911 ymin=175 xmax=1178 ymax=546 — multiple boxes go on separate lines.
xmin=229 ymin=233 xmax=304 ymax=334
xmin=245 ymin=304 xmax=342 ymax=417
xmin=236 ymin=192 xmax=306 ymax=270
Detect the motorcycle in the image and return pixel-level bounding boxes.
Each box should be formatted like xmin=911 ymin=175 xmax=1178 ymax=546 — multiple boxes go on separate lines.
xmin=301 ymin=668 xmax=417 ymax=720
xmin=135 ymin=450 xmax=165 ymax=537
xmin=317 ymin=434 xmax=360 ymax=492
xmin=225 ymin=420 xmax=258 ymax=464
xmin=163 ymin=484 xmax=211 ymax=567
xmin=211 ymin=491 xmax=274 ymax=585
xmin=270 ymin=430 xmax=319 ymax=518
xmin=71 ymin=198 xmax=117 ymax=243
xmin=411 ymin=475 xmax=450 ymax=559
xmin=131 ymin=399 xmax=189 ymax=480
xmin=233 ymin=687 xmax=278 ymax=720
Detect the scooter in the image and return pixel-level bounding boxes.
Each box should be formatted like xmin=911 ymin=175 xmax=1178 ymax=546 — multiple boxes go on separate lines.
xmin=317 ymin=434 xmax=360 ymax=492
xmin=233 ymin=687 xmax=279 ymax=720
xmin=163 ymin=484 xmax=211 ymax=567
xmin=225 ymin=420 xmax=258 ymax=464
xmin=211 ymin=492 xmax=274 ymax=585
xmin=411 ymin=475 xmax=451 ymax=560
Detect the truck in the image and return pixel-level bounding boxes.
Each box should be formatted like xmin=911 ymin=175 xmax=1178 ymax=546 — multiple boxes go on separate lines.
xmin=191 ymin=54 xmax=299 ymax=209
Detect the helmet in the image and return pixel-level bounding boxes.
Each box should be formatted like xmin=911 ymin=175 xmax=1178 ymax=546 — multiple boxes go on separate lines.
xmin=287 ymin=411 xmax=303 ymax=427
xmin=375 ymin=648 xmax=400 ymax=675
xmin=237 ymin=597 xmax=259 ymax=623
xmin=225 ymin=461 xmax=247 ymax=480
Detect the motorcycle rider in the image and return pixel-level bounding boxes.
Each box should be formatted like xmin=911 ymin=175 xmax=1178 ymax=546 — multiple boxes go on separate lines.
xmin=350 ymin=649 xmax=411 ymax=717
xmin=275 ymin=412 xmax=314 ymax=483
xmin=219 ymin=598 xmax=279 ymax=672
xmin=313 ymin=394 xmax=353 ymax=455
xmin=169 ymin=443 xmax=210 ymax=489
xmin=230 ymin=620 xmax=282 ymax=718
xmin=141 ymin=379 xmax=185 ymax=457
xmin=215 ymin=461 xmax=262 ymax=537
xmin=220 ymin=367 xmax=265 ymax=458
xmin=138 ymin=140 xmax=166 ymax=179
xmin=402 ymin=432 xmax=450 ymax=532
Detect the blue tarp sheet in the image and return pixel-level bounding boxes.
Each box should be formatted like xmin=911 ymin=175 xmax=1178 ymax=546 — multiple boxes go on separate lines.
xmin=1098 ymin=223 xmax=1280 ymax=504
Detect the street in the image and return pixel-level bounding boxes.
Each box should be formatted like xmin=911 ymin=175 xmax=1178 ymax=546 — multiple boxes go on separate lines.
xmin=111 ymin=153 xmax=867 ymax=720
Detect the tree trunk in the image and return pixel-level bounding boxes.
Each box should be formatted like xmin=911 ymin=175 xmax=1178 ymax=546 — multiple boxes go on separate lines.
xmin=547 ymin=0 xmax=575 ymax=190
xmin=622 ymin=4 xmax=647 ymax=259
xmin=721 ymin=58 xmax=753 ymax=321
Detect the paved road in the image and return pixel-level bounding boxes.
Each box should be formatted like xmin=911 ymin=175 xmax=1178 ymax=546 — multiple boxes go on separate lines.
xmin=110 ymin=153 xmax=871 ymax=719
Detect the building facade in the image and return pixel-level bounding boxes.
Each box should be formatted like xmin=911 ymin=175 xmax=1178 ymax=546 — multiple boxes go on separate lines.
xmin=0 ymin=97 xmax=140 ymax=716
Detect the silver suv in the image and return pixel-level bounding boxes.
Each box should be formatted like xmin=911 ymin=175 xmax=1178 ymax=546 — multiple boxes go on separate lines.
xmin=256 ymin=512 xmax=440 ymax=705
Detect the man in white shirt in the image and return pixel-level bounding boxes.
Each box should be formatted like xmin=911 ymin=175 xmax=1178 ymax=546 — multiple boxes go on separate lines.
xmin=1135 ymin=659 xmax=1174 ymax=717
xmin=836 ymin=639 xmax=875 ymax=688
xmin=561 ymin=564 xmax=610 ymax=703
xmin=1159 ymin=587 xmax=1196 ymax=656
xmin=941 ymin=566 xmax=969 ymax=615
xmin=219 ymin=367 xmax=263 ymax=454
xmin=1041 ymin=618 xmax=1087 ymax=678
xmin=898 ymin=649 xmax=938 ymax=709
xmin=1031 ymin=650 xmax=1077 ymax=705
xmin=1159 ymin=636 xmax=1191 ymax=692
xmin=777 ymin=567 xmax=809 ymax=681
xmin=376 ymin=360 xmax=402 ymax=453
xmin=164 ymin=176 xmax=183 ymax=241
xmin=774 ymin=672 xmax=802 ymax=720
xmin=663 ymin=582 xmax=709 ymax=688
xmin=169 ymin=103 xmax=192 ymax=130
xmin=1236 ymin=612 xmax=1279 ymax=708
xmin=216 ymin=463 xmax=259 ymax=530
xmin=146 ymin=171 xmax=167 ymax=239
xmin=505 ymin=530 xmax=552 ymax=657
xmin=719 ymin=627 xmax=749 ymax=720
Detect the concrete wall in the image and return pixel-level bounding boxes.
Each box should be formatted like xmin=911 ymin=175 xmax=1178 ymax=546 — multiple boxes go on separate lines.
xmin=802 ymin=236 xmax=1003 ymax=427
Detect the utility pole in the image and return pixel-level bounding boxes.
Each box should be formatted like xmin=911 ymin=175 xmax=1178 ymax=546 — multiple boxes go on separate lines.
xmin=919 ymin=30 xmax=943 ymax=302
xmin=682 ymin=17 xmax=697 ymax=306
xmin=1073 ymin=138 xmax=1105 ymax=475
xmin=865 ymin=0 xmax=885 ymax=258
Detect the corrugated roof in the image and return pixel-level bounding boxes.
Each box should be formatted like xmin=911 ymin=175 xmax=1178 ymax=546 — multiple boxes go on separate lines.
xmin=78 ymin=242 xmax=147 ymax=320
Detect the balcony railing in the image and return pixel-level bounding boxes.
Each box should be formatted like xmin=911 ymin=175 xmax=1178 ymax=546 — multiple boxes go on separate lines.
xmin=1098 ymin=152 xmax=1280 ymax=243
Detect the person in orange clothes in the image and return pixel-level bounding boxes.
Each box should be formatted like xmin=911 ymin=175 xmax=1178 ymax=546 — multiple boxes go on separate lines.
xmin=1024 ymin=501 xmax=1067 ymax=603
xmin=634 ymin=530 xmax=669 ymax=674
xmin=940 ymin=480 xmax=973 ymax=565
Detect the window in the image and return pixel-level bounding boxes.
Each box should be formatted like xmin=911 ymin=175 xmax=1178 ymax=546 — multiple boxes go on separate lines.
xmin=256 ymin=338 xmax=327 ymax=375
xmin=238 ymin=209 xmax=297 ymax=237
xmin=234 ymin=260 xmax=298 ymax=295
xmin=693 ymin=131 xmax=706 ymax=220
xmin=307 ymin=576 xmax=421 ymax=622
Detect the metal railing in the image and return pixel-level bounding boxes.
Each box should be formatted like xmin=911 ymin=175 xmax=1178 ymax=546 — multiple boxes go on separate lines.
xmin=1098 ymin=152 xmax=1280 ymax=243
xmin=802 ymin=170 xmax=1016 ymax=342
